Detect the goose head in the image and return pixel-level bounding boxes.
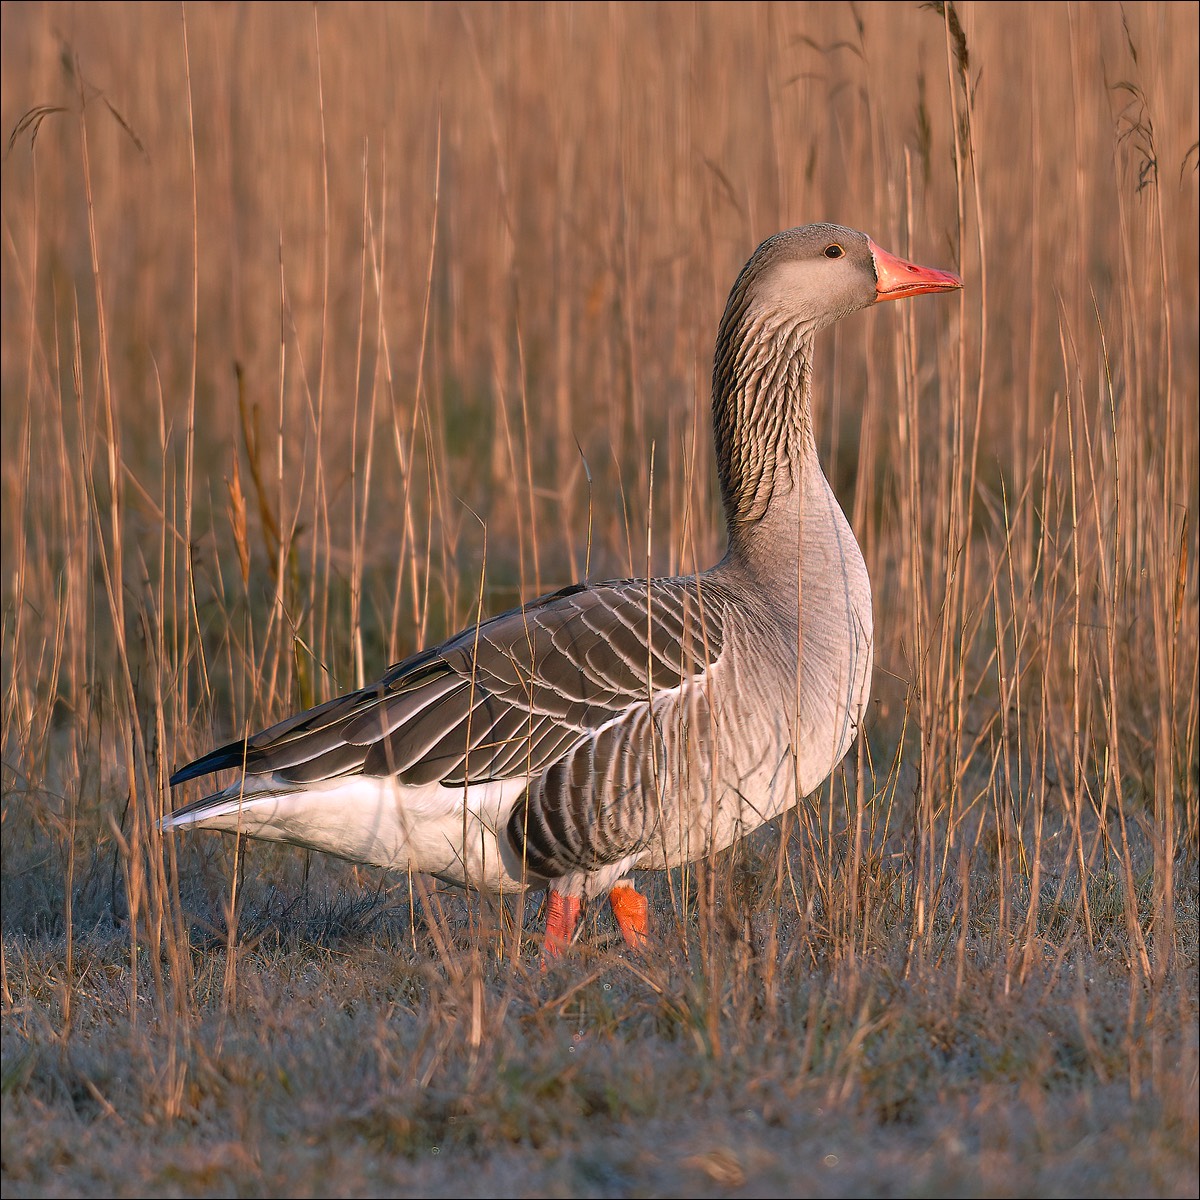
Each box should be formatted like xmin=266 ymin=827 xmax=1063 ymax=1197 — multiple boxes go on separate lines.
xmin=725 ymin=223 xmax=962 ymax=337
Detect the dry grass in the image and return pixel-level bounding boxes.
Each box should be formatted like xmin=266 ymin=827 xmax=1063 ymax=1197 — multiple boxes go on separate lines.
xmin=2 ymin=2 xmax=1197 ymax=1196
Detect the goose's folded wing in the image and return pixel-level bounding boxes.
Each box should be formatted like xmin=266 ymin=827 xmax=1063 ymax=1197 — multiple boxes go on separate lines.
xmin=169 ymin=577 xmax=725 ymax=796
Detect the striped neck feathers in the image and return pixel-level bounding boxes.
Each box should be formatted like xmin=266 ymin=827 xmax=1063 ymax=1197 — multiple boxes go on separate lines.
xmin=712 ymin=303 xmax=818 ymax=542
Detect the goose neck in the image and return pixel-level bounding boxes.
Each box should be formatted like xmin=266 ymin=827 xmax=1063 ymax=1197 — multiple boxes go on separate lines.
xmin=712 ymin=316 xmax=818 ymax=563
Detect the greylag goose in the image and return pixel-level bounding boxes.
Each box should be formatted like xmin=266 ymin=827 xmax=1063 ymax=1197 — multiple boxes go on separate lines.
xmin=164 ymin=224 xmax=960 ymax=955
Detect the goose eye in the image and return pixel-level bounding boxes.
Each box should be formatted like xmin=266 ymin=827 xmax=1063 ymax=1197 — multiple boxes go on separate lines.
xmin=824 ymin=243 xmax=845 ymax=259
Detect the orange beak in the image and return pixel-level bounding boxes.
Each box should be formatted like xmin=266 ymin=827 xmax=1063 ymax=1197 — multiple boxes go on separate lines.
xmin=869 ymin=239 xmax=962 ymax=301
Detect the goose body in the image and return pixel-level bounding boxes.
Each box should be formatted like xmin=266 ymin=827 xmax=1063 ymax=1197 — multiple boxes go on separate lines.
xmin=165 ymin=224 xmax=960 ymax=950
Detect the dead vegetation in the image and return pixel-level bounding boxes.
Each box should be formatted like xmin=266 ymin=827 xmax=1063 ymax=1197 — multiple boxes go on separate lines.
xmin=2 ymin=2 xmax=1197 ymax=1196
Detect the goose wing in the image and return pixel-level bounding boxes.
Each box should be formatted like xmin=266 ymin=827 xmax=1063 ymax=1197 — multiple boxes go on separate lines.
xmin=169 ymin=576 xmax=725 ymax=805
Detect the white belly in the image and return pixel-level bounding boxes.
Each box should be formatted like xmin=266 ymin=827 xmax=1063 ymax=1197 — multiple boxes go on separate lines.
xmin=163 ymin=774 xmax=531 ymax=893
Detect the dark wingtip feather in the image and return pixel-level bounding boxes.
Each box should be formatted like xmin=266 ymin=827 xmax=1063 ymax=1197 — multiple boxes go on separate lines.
xmin=169 ymin=739 xmax=249 ymax=786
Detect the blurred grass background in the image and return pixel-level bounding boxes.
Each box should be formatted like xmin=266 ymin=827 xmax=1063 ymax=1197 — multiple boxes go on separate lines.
xmin=2 ymin=2 xmax=1197 ymax=1196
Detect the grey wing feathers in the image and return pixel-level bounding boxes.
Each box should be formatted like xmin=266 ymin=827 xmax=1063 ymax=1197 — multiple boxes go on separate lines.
xmin=171 ymin=577 xmax=725 ymax=794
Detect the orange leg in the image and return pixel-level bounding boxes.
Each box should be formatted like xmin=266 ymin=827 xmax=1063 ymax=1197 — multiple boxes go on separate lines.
xmin=542 ymin=889 xmax=582 ymax=960
xmin=608 ymin=883 xmax=649 ymax=949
